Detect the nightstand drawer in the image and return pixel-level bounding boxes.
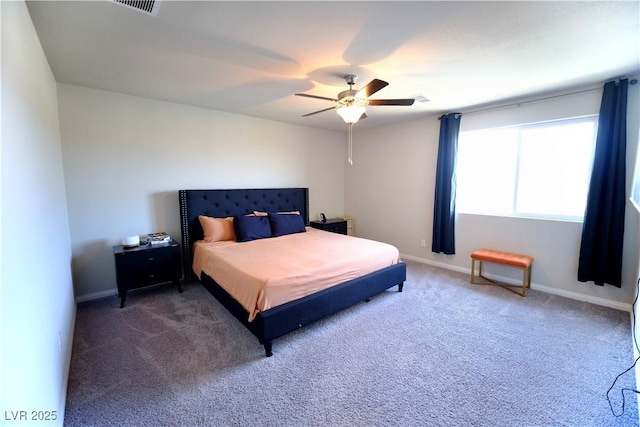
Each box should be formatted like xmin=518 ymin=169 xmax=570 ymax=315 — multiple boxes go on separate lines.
xmin=116 ymin=252 xmax=178 ymax=287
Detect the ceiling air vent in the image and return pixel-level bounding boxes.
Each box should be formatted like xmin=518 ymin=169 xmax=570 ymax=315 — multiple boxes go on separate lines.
xmin=112 ymin=0 xmax=160 ymax=17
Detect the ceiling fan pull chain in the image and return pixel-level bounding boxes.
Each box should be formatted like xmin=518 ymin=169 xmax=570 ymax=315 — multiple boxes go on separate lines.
xmin=348 ymin=123 xmax=354 ymax=165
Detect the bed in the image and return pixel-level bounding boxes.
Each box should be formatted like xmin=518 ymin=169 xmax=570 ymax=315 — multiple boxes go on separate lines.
xmin=179 ymin=188 xmax=406 ymax=356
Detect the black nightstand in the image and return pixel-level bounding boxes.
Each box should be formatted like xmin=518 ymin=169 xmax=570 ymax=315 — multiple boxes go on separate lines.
xmin=113 ymin=240 xmax=182 ymax=308
xmin=310 ymin=218 xmax=348 ymax=235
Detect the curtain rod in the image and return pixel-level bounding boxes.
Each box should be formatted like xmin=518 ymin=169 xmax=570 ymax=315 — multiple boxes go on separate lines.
xmin=448 ymin=78 xmax=638 ymax=118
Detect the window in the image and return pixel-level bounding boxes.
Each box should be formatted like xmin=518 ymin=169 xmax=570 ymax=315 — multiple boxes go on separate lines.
xmin=456 ymin=116 xmax=597 ymax=221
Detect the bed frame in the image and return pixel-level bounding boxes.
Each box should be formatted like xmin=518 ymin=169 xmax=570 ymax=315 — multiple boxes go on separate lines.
xmin=178 ymin=188 xmax=406 ymax=357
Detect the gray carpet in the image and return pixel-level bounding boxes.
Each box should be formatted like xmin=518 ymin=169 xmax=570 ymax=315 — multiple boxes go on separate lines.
xmin=65 ymin=261 xmax=638 ymax=426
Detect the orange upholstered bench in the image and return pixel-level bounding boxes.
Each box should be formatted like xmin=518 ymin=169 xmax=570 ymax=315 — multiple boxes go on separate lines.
xmin=470 ymin=249 xmax=533 ymax=296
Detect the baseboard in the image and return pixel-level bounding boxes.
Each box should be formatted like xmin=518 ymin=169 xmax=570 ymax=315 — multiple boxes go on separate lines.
xmin=60 ymin=303 xmax=76 ymax=425
xmin=78 ymin=257 xmax=632 ymax=312
xmin=402 ymin=254 xmax=470 ymax=275
xmin=75 ymin=282 xmax=182 ymax=303
xmin=400 ymin=253 xmax=632 ymax=312
xmin=75 ymin=288 xmax=118 ymax=303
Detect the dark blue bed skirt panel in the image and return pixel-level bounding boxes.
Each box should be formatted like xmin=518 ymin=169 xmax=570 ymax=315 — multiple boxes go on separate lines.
xmin=200 ymin=262 xmax=406 ymax=350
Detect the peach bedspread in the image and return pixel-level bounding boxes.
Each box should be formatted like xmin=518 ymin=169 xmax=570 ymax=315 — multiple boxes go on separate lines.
xmin=192 ymin=227 xmax=400 ymax=321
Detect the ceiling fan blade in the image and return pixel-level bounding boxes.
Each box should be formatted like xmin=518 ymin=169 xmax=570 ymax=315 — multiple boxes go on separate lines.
xmin=302 ymin=106 xmax=337 ymax=117
xmin=359 ymin=112 xmax=367 ymax=121
xmin=368 ymin=99 xmax=416 ymax=106
xmin=356 ymin=79 xmax=389 ymax=98
xmin=295 ymin=93 xmax=338 ymax=102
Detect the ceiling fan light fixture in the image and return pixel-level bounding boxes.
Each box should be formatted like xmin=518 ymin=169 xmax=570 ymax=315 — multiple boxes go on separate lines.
xmin=336 ymin=105 xmax=366 ymax=124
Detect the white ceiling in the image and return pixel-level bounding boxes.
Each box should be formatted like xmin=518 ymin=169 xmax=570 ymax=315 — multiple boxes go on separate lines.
xmin=26 ymin=1 xmax=640 ymax=132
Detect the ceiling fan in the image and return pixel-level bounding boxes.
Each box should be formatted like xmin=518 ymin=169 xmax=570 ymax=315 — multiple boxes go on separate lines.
xmin=296 ymin=74 xmax=416 ymax=165
xmin=296 ymin=74 xmax=415 ymax=124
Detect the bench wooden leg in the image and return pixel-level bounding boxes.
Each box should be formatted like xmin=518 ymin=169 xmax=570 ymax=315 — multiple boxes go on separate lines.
xmin=470 ymin=259 xmax=529 ymax=297
xmin=471 ymin=259 xmax=477 ymax=283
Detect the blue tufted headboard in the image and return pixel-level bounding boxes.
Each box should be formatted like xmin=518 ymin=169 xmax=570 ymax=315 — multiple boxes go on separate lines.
xmin=178 ymin=188 xmax=309 ymax=282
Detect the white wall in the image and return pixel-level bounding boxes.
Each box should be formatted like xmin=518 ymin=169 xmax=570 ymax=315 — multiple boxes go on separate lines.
xmin=57 ymin=84 xmax=345 ymax=298
xmin=347 ymin=82 xmax=640 ymax=309
xmin=1 ymin=1 xmax=75 ymax=424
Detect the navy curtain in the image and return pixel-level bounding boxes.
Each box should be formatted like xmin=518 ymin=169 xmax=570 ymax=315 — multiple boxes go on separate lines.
xmin=578 ymin=79 xmax=628 ymax=287
xmin=432 ymin=113 xmax=461 ymax=254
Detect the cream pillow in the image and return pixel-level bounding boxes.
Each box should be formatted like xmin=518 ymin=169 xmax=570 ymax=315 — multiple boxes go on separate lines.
xmin=253 ymin=210 xmax=300 ymax=216
xmin=199 ymin=215 xmax=236 ymax=242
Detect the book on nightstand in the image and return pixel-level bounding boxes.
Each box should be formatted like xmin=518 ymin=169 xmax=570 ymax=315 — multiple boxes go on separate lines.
xmin=148 ymin=232 xmax=170 ymax=244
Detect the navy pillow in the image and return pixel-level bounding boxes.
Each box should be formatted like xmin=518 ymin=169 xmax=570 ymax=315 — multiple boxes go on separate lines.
xmin=268 ymin=213 xmax=306 ymax=237
xmin=233 ymin=215 xmax=272 ymax=242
